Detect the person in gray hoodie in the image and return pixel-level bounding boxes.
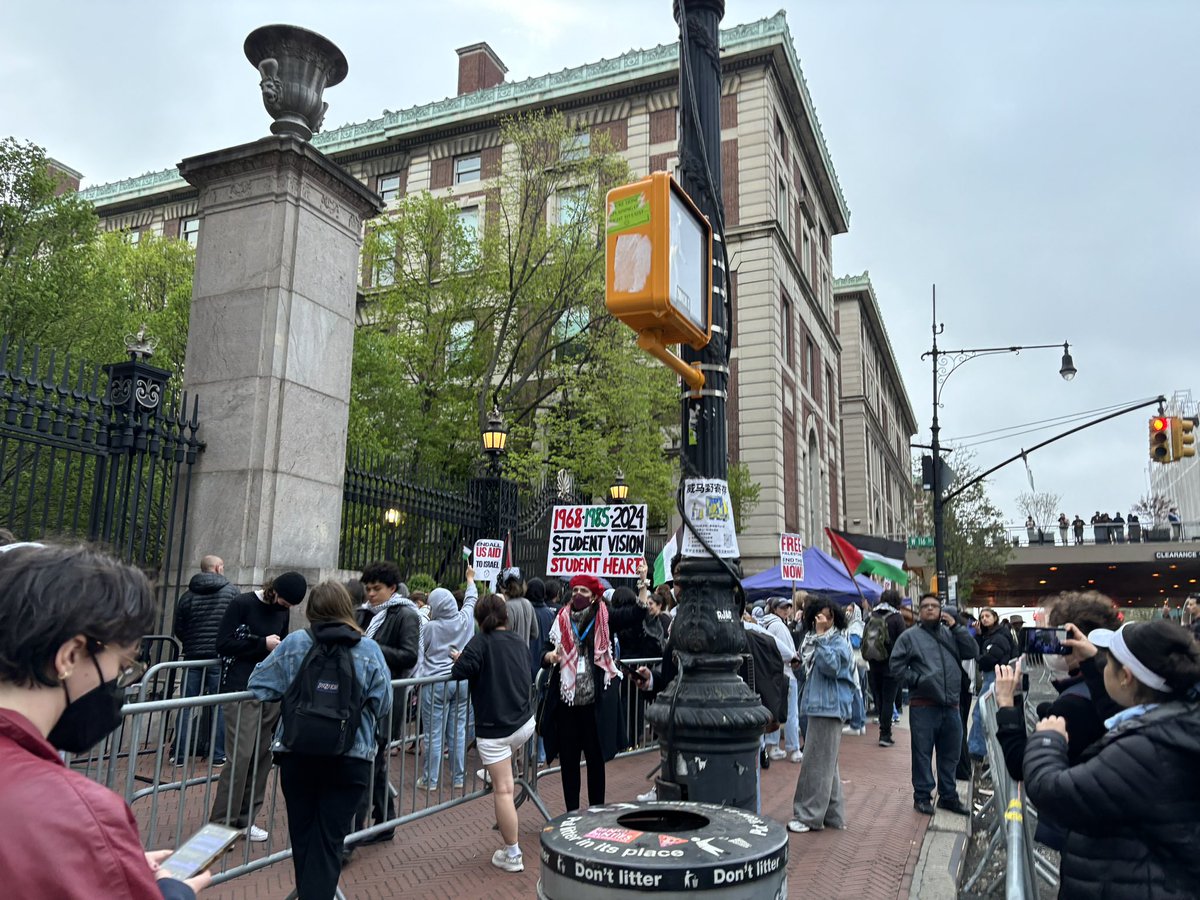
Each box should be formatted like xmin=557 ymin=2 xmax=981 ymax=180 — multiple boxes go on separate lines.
xmin=416 ymin=567 xmax=478 ymax=789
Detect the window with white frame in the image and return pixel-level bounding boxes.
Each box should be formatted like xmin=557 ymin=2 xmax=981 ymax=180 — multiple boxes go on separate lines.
xmin=560 ymin=132 xmax=590 ymax=162
xmin=378 ymin=174 xmax=402 ymax=203
xmin=454 ymin=155 xmax=481 ymax=184
xmin=456 ymin=205 xmax=480 ymax=246
xmin=181 ymin=217 xmax=199 ymax=247
xmin=448 ymin=319 xmax=475 ymax=364
xmin=126 ymin=229 xmax=141 ymax=245
xmin=557 ymin=186 xmax=588 ymax=226
xmin=372 ymin=231 xmax=396 ymax=287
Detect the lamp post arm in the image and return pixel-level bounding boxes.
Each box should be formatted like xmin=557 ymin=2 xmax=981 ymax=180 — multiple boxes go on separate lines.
xmin=942 ymin=395 xmax=1167 ymax=505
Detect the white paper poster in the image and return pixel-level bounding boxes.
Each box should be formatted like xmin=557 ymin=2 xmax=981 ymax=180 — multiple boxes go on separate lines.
xmin=545 ymin=504 xmax=648 ymax=578
xmin=779 ymin=532 xmax=804 ymax=581
xmin=473 ymin=539 xmax=504 ymax=589
xmin=681 ymin=479 xmax=739 ymax=558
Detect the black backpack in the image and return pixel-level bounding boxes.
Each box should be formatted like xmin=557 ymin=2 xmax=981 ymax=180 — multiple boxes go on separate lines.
xmin=862 ymin=614 xmax=893 ymax=662
xmin=281 ymin=630 xmax=364 ymax=756
xmin=742 ymin=629 xmax=788 ymax=728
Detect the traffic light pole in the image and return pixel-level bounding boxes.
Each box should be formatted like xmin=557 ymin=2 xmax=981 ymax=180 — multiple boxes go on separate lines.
xmin=922 ymin=286 xmax=1076 ymax=602
xmin=645 ymin=0 xmax=769 ymax=812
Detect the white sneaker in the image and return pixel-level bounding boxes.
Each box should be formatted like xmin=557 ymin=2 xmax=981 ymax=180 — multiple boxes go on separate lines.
xmin=245 ymin=825 xmax=269 ymax=842
xmin=786 ymin=820 xmax=812 ymax=833
xmin=476 ymin=768 xmax=492 ymax=785
xmin=637 ymin=788 xmax=657 ymax=802
xmin=491 ymin=848 xmax=524 ymax=873
xmin=767 ymin=747 xmax=787 ymax=760
xmin=789 ymin=750 xmax=804 ymax=763
xmin=842 ymin=725 xmax=867 ymax=736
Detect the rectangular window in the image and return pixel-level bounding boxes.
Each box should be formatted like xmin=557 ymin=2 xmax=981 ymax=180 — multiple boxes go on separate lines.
xmin=826 ymin=367 xmax=835 ymax=420
xmin=378 ymin=174 xmax=402 ymax=203
xmin=560 ymin=132 xmax=590 ymax=162
xmin=454 ymin=154 xmax=481 ymax=184
xmin=777 ymin=176 xmax=789 ymax=239
xmin=557 ymin=186 xmax=588 ymax=226
xmin=456 ymin=206 xmax=480 ymax=245
xmin=181 ymin=217 xmax=199 ymax=247
xmin=126 ymin=229 xmax=141 ymax=246
xmin=448 ymin=319 xmax=474 ymax=364
xmin=781 ymin=294 xmax=794 ymax=367
xmin=806 ymin=336 xmax=817 ymax=392
xmin=372 ymin=231 xmax=396 ymax=287
xmin=555 ymin=307 xmax=590 ymax=361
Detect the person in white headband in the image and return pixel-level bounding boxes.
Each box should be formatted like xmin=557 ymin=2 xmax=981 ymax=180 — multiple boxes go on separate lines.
xmin=1087 ymin=623 xmax=1170 ymax=694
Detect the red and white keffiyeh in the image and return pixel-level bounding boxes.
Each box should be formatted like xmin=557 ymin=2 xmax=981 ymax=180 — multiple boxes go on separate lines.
xmin=549 ymin=599 xmax=620 ymax=703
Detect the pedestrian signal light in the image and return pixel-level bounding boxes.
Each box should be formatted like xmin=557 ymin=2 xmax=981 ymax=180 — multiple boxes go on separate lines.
xmin=1172 ymin=416 xmax=1196 ymax=460
xmin=605 ymin=172 xmax=713 ymax=392
xmin=1150 ymin=416 xmax=1171 ymax=463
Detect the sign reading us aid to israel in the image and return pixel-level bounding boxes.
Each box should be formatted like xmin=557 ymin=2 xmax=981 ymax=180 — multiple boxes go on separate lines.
xmin=546 ymin=504 xmax=647 ymax=578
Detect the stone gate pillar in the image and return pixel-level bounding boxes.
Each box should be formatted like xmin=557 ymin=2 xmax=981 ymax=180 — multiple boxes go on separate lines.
xmin=177 ymin=136 xmax=381 ymax=590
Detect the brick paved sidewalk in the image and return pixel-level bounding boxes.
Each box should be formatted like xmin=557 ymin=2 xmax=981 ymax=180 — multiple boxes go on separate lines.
xmin=209 ymin=722 xmax=927 ymax=900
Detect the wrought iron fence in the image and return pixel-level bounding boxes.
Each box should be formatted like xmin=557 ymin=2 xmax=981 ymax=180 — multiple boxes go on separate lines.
xmin=0 ymin=336 xmax=203 ymax=625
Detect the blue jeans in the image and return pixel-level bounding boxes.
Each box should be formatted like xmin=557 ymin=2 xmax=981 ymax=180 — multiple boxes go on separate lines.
xmin=967 ymin=672 xmax=994 ymax=759
xmin=171 ymin=665 xmax=225 ymax=761
xmin=909 ymin=704 xmax=963 ymax=804
xmin=421 ymin=679 xmax=467 ymax=785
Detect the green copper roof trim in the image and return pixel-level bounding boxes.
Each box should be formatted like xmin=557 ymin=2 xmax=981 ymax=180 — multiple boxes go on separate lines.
xmin=81 ymin=11 xmax=846 ymax=222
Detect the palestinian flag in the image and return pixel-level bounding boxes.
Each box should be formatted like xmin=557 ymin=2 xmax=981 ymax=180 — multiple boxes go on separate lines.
xmin=652 ymin=529 xmax=681 ymax=587
xmin=825 ymin=528 xmax=909 ymax=586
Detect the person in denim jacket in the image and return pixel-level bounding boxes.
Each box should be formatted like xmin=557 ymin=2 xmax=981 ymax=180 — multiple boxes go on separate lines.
xmin=788 ymin=597 xmax=856 ymax=834
xmin=248 ymin=581 xmax=392 ymax=899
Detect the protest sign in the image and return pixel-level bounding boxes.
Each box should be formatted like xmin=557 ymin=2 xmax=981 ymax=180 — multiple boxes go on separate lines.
xmin=546 ymin=504 xmax=647 ymax=578
xmin=473 ymin=539 xmax=504 ymax=588
xmin=680 ymin=479 xmax=739 ymax=558
xmin=779 ymin=532 xmax=804 ymax=582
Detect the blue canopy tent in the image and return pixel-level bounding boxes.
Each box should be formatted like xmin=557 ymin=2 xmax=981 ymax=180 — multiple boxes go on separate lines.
xmin=742 ymin=546 xmax=884 ymax=605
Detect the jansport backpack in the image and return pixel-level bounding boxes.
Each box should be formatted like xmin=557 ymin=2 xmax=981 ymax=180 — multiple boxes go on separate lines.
xmin=281 ymin=630 xmax=364 ymax=755
xmin=862 ymin=614 xmax=892 ymax=662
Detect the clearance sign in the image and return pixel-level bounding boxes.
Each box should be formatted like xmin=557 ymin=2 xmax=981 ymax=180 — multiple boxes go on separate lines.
xmin=546 ymin=504 xmax=648 ymax=578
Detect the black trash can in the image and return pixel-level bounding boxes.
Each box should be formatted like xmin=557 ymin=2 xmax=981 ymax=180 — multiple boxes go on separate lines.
xmin=538 ymin=801 xmax=788 ymax=899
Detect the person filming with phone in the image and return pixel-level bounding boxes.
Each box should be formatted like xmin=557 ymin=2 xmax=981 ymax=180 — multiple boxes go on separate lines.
xmin=0 ymin=542 xmax=211 ymax=899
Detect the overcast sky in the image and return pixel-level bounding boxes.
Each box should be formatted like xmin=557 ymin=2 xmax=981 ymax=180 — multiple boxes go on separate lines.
xmin=3 ymin=0 xmax=1197 ymax=530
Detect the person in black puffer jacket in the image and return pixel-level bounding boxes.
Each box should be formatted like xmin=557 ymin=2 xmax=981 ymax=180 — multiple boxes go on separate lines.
xmin=1024 ymin=619 xmax=1200 ymax=900
xmin=170 ymin=555 xmax=239 ymax=762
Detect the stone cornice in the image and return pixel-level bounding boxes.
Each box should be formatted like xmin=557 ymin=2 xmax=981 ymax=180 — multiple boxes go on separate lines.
xmin=80 ymin=11 xmax=847 ymax=223
xmin=833 ymin=271 xmax=918 ymax=433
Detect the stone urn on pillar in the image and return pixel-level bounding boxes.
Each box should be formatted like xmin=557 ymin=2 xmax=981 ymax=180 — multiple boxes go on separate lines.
xmin=244 ymin=24 xmax=348 ymax=141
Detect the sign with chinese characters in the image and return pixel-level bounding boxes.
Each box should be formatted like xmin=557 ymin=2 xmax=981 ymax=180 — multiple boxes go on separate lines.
xmin=681 ymin=479 xmax=739 ymax=558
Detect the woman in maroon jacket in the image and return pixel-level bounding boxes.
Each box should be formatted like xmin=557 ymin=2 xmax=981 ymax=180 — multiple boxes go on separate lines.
xmin=0 ymin=542 xmax=210 ymax=899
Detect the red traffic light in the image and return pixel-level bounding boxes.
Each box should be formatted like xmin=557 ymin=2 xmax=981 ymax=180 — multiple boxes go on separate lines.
xmin=1152 ymin=417 xmax=1168 ymax=432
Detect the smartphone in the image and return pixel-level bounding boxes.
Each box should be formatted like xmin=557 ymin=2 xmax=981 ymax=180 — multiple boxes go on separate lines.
xmin=1024 ymin=627 xmax=1070 ymax=656
xmin=158 ymin=823 xmax=241 ymax=880
xmin=618 ymin=660 xmax=643 ymax=678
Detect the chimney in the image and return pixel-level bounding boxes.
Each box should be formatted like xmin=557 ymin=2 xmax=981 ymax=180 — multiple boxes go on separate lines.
xmin=46 ymin=158 xmax=83 ymax=196
xmin=456 ymin=42 xmax=507 ymax=96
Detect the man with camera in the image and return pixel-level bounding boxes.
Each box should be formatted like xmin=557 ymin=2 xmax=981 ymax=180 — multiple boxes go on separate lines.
xmin=888 ymin=594 xmax=978 ymax=815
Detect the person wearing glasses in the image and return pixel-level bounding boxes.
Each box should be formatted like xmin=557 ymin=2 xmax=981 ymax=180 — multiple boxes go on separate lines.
xmin=210 ymin=571 xmax=307 ymax=842
xmin=0 ymin=542 xmax=210 ymax=899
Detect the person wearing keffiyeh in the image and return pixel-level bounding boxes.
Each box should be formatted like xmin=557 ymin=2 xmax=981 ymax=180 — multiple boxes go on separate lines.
xmin=538 ymin=573 xmax=647 ymax=811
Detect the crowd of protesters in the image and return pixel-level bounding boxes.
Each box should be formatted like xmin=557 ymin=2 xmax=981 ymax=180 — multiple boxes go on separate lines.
xmin=4 ymin=530 xmax=1198 ymax=899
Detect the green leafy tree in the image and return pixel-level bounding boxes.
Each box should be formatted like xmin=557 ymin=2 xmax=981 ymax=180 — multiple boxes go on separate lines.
xmin=916 ymin=452 xmax=1010 ymax=602
xmin=0 ymin=138 xmax=193 ymax=373
xmin=349 ymin=111 xmax=679 ymax=515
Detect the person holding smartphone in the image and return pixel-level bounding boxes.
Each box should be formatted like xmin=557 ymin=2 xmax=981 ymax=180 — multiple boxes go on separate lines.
xmin=0 ymin=542 xmax=210 ymax=899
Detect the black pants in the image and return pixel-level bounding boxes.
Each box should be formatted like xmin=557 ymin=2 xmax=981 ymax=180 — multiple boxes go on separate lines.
xmin=558 ymin=703 xmax=604 ymax=811
xmin=356 ymin=731 xmax=394 ymax=831
xmin=867 ymin=660 xmax=898 ymax=739
xmin=279 ymin=754 xmax=371 ymax=900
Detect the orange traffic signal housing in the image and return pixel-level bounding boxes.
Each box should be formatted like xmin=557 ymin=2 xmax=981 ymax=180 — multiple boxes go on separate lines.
xmin=605 ymin=172 xmax=713 ymax=391
xmin=1150 ymin=416 xmax=1172 ymax=463
xmin=1172 ymin=416 xmax=1196 ymax=460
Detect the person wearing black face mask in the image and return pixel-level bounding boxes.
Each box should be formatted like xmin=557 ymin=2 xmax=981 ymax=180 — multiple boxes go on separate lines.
xmin=0 ymin=542 xmax=210 ymax=899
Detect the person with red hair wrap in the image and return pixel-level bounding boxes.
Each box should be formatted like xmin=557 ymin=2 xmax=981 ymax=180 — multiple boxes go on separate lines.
xmin=538 ymin=573 xmax=648 ymax=811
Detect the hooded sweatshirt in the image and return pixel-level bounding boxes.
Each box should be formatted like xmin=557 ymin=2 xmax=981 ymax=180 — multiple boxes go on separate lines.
xmin=418 ymin=582 xmax=478 ymax=678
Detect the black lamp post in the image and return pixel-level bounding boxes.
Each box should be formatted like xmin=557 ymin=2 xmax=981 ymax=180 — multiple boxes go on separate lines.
xmin=608 ymin=469 xmax=629 ymax=504
xmin=923 ymin=288 xmax=1075 ymax=601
